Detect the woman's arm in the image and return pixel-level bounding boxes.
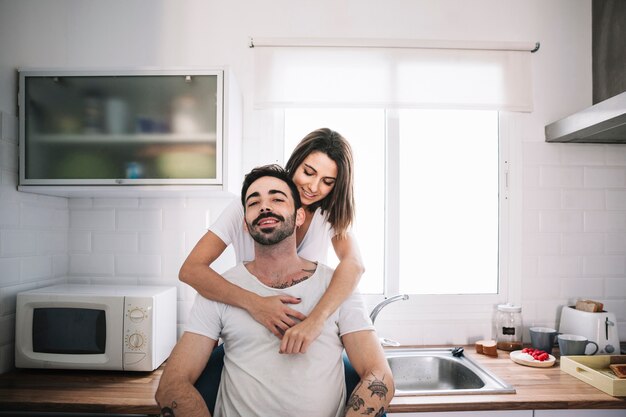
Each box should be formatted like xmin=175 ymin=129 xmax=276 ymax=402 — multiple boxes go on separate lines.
xmin=279 ymin=232 xmax=364 ymax=354
xmin=180 ymin=231 xmax=306 ymax=338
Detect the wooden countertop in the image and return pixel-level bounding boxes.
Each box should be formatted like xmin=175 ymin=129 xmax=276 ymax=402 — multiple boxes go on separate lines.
xmin=0 ymin=347 xmax=624 ymax=415
xmin=389 ymin=347 xmax=626 ymax=413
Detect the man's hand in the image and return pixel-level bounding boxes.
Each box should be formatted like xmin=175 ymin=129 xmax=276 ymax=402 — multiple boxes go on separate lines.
xmin=247 ymin=295 xmax=307 ymax=338
xmin=279 ymin=315 xmax=324 ymax=354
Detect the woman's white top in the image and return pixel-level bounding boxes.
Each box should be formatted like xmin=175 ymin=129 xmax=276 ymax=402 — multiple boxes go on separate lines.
xmin=209 ymin=199 xmax=335 ymax=263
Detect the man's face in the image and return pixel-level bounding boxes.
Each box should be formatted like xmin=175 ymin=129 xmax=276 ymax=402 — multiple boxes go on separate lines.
xmin=243 ymin=176 xmax=299 ymax=246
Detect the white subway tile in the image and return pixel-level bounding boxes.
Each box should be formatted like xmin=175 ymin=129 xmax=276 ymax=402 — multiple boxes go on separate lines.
xmin=69 ymin=231 xmax=91 ymax=252
xmin=20 ymin=203 xmax=56 ymax=228
xmin=37 ymin=231 xmax=68 ymax=254
xmin=605 ymin=146 xmax=626 ymax=166
xmin=163 ymin=208 xmax=207 ymax=231
xmin=606 ymin=233 xmax=626 ymax=253
xmin=0 ymin=343 xmax=14 ymax=374
xmin=540 ymin=166 xmax=584 ymax=188
xmin=162 ymin=253 xmax=185 ymax=278
xmin=0 ymin=283 xmax=32 ymax=316
xmin=70 ymin=209 xmax=115 ymax=230
xmin=561 ymin=277 xmax=604 ymax=299
xmin=523 ymin=142 xmax=560 ymax=165
xmin=523 ymin=233 xmax=560 ymax=255
xmin=0 ymin=142 xmax=17 ymax=171
xmin=522 ymin=256 xmax=538 ymax=279
xmin=584 ymin=211 xmax=626 ymax=232
xmin=606 ymin=190 xmax=626 ymax=210
xmin=561 ymin=189 xmax=605 ymax=210
xmin=139 ymin=232 xmax=185 ymax=254
xmin=93 ymin=232 xmax=138 ymax=253
xmin=583 ymin=255 xmax=625 ymax=276
xmin=0 ymin=258 xmax=20 ymax=286
xmin=140 ymin=198 xmax=185 ymax=208
xmin=524 ymin=188 xmax=561 ymax=210
xmin=69 ymin=254 xmax=114 ymax=275
xmin=0 ymin=112 xmax=17 ymax=143
xmin=561 ymin=233 xmax=605 ymax=255
xmin=0 ymin=201 xmax=20 ymax=226
xmin=561 ymin=145 xmax=605 ymax=166
xmin=605 ymin=279 xmax=626 ymax=300
xmin=523 ymin=210 xmax=540 ymax=234
xmin=115 ymin=254 xmax=161 ymax=276
xmin=538 ymin=255 xmax=582 ymax=276
xmin=52 ymin=209 xmax=70 ymax=230
xmin=0 ymin=229 xmax=37 ymax=256
xmin=0 ymin=315 xmax=15 ymax=345
xmin=69 ymin=198 xmax=93 ymax=209
xmin=185 ymin=229 xmax=208 ymax=254
xmin=93 ymin=198 xmax=139 ymax=208
xmin=523 ymin=166 xmax=540 ymax=188
xmin=116 ymin=209 xmax=162 ymax=231
xmin=21 ymin=256 xmax=53 ymax=282
xmin=584 ymin=167 xmax=626 ymax=188
xmin=521 ymin=275 xmax=561 ymax=300
xmin=539 ymin=210 xmax=584 ymax=233
xmin=0 ymin=169 xmax=17 ymax=187
xmin=52 ymin=254 xmax=68 ymax=277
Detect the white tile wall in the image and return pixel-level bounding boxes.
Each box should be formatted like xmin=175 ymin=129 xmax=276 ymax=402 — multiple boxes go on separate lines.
xmin=522 ymin=142 xmax=626 ymax=342
xmin=0 ymin=112 xmax=67 ymax=374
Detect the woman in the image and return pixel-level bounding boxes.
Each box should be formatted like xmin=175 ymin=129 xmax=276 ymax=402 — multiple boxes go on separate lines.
xmin=180 ymin=128 xmax=364 ymax=354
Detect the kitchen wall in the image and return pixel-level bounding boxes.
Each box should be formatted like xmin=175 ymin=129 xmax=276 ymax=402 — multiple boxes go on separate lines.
xmin=0 ymin=0 xmax=624 ymax=373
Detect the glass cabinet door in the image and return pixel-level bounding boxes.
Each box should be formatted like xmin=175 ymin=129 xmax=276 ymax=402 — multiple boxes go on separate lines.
xmin=20 ymin=71 xmax=222 ymax=185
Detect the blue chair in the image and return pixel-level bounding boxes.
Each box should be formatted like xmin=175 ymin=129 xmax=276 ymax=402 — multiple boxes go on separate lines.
xmin=194 ymin=345 xmax=385 ymax=416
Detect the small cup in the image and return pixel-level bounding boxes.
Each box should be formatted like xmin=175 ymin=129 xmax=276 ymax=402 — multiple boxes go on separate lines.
xmin=529 ymin=327 xmax=558 ymax=354
xmin=558 ymin=334 xmax=599 ymax=356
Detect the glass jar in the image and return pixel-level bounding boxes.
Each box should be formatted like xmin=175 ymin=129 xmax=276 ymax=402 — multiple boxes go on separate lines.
xmin=495 ymin=303 xmax=523 ymax=351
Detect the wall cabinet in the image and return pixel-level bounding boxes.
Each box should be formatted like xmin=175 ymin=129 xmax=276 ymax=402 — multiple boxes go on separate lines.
xmin=18 ymin=68 xmax=242 ymax=197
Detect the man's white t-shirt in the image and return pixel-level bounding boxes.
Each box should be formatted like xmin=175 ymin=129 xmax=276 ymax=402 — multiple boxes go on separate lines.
xmin=186 ymin=263 xmax=374 ymax=417
xmin=209 ymin=199 xmax=335 ymax=263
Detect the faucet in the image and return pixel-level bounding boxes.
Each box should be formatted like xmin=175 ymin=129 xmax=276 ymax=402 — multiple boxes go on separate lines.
xmin=369 ymin=294 xmax=409 ymax=324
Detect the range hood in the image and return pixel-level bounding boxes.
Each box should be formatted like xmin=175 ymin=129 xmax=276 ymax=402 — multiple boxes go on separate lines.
xmin=545 ymin=90 xmax=626 ymax=143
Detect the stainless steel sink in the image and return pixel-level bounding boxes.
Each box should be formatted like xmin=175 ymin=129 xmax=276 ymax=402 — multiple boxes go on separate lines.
xmin=385 ymin=347 xmax=515 ymax=396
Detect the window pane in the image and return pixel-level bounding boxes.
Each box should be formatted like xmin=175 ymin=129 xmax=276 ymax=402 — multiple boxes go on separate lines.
xmin=398 ymin=109 xmax=499 ymax=294
xmin=284 ymin=109 xmax=385 ymax=294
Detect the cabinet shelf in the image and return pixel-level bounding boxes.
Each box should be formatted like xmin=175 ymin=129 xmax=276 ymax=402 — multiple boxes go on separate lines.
xmin=32 ymin=133 xmax=217 ymax=145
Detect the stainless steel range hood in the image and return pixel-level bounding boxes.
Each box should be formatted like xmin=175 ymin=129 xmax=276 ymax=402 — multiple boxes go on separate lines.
xmin=545 ymin=90 xmax=626 ymax=143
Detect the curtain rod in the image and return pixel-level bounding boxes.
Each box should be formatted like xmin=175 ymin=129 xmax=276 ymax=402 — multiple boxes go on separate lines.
xmin=249 ymin=37 xmax=540 ymax=53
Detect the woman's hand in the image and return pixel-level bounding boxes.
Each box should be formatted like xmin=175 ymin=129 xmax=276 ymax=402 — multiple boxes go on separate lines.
xmin=247 ymin=295 xmax=307 ymax=338
xmin=279 ymin=316 xmax=324 ymax=354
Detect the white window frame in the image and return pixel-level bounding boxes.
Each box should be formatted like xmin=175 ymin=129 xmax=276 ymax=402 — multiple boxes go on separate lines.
xmin=274 ymin=109 xmax=522 ymax=326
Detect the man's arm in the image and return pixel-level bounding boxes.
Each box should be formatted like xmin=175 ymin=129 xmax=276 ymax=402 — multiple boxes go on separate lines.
xmin=155 ymin=332 xmax=217 ymax=417
xmin=342 ymin=330 xmax=394 ymax=417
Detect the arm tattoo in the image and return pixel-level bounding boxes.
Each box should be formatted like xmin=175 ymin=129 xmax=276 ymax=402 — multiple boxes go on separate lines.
xmin=345 ymin=393 xmax=365 ymax=412
xmin=366 ymin=373 xmax=389 ymax=399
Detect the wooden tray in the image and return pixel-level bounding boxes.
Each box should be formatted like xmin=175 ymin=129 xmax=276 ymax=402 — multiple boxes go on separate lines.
xmin=560 ymin=355 xmax=626 ymax=397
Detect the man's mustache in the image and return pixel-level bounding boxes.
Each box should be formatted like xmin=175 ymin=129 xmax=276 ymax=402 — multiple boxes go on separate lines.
xmin=252 ymin=212 xmax=285 ymax=226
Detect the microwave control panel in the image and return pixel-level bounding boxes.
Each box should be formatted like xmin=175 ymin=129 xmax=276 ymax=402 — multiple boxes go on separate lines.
xmin=123 ymin=297 xmax=153 ymax=370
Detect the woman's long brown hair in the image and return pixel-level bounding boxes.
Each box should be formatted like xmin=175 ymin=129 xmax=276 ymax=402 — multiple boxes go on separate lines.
xmin=285 ymin=128 xmax=355 ymax=238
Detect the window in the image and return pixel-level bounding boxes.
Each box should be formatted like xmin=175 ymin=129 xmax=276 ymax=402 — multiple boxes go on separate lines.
xmin=284 ymin=108 xmax=505 ymax=296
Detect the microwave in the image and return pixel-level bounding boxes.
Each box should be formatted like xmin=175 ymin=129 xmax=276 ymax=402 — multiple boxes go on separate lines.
xmin=15 ymin=284 xmax=177 ymax=371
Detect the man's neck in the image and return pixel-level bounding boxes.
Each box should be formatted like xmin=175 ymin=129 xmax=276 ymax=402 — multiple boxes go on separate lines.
xmin=246 ymin=236 xmax=314 ymax=288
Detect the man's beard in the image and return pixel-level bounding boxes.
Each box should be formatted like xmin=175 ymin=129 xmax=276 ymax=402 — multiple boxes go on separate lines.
xmin=247 ymin=212 xmax=296 ymax=245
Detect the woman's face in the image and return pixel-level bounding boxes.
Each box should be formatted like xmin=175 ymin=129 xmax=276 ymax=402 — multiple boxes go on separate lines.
xmin=292 ymin=151 xmax=338 ymax=207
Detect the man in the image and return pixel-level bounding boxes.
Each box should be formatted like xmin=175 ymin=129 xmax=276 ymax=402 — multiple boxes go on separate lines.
xmin=156 ymin=165 xmax=393 ymax=417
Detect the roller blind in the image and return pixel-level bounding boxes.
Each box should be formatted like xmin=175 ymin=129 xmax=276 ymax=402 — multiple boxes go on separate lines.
xmin=252 ymin=39 xmax=535 ymax=111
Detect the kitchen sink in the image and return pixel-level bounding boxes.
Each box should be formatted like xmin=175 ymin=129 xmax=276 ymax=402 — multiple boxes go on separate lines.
xmin=385 ymin=347 xmax=515 ymax=396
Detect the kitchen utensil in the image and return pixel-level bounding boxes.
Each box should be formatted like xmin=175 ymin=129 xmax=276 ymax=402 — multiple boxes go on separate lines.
xmin=509 ymin=350 xmax=556 ymax=368
xmin=559 ymin=306 xmax=620 ymax=354
xmin=558 ymin=334 xmax=599 ymax=356
xmin=529 ymin=327 xmax=558 ymax=354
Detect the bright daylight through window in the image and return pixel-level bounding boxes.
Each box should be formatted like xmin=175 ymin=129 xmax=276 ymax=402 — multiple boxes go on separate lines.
xmin=285 ymin=108 xmax=500 ymax=295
